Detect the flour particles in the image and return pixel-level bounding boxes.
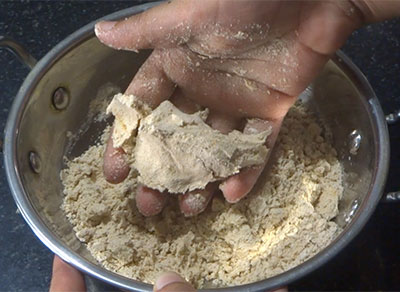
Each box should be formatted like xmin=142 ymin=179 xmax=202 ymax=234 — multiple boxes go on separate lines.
xmin=61 ymin=102 xmax=343 ymax=288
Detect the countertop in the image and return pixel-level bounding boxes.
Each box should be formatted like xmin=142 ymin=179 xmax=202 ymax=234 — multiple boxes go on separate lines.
xmin=0 ymin=1 xmax=399 ymax=291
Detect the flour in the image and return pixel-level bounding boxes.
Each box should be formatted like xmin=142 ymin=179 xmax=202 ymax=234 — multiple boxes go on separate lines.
xmin=61 ymin=102 xmax=343 ymax=288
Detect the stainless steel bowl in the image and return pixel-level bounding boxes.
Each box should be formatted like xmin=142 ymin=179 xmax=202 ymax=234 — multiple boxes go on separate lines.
xmin=2 ymin=2 xmax=392 ymax=291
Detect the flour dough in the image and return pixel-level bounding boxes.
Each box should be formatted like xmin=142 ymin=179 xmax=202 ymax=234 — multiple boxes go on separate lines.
xmin=107 ymin=94 xmax=270 ymax=193
xmin=106 ymin=93 xmax=151 ymax=148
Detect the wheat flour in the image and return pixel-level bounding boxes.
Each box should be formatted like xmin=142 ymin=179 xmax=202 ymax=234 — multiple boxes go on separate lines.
xmin=61 ymin=102 xmax=343 ymax=288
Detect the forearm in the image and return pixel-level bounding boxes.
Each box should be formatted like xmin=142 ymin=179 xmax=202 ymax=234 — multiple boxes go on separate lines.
xmin=351 ymin=0 xmax=400 ymax=23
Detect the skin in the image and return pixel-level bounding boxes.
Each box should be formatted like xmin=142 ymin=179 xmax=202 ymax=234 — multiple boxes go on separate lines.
xmin=49 ymin=256 xmax=85 ymax=292
xmin=96 ymin=0 xmax=363 ymax=217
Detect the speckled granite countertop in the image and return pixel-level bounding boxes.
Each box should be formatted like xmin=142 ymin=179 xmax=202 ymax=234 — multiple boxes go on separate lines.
xmin=0 ymin=1 xmax=399 ymax=291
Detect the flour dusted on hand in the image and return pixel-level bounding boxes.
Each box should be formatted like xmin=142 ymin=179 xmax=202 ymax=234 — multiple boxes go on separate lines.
xmin=107 ymin=93 xmax=270 ymax=193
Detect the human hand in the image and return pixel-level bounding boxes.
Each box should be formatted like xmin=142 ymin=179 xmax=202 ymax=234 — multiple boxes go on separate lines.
xmin=49 ymin=256 xmax=85 ymax=292
xmin=95 ymin=0 xmax=364 ymax=217
xmin=48 ymin=256 xmax=197 ymax=291
xmin=49 ymin=256 xmax=196 ymax=291
xmin=49 ymin=256 xmax=288 ymax=291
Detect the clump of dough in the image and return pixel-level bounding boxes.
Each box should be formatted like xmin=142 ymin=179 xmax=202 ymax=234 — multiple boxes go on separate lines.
xmin=107 ymin=94 xmax=270 ymax=194
xmin=106 ymin=93 xmax=151 ymax=148
xmin=135 ymin=101 xmax=270 ymax=193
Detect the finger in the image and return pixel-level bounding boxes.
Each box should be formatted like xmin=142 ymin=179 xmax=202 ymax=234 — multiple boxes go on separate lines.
xmin=272 ymin=288 xmax=288 ymax=292
xmin=154 ymin=272 xmax=196 ymax=292
xmin=95 ymin=1 xmax=194 ymax=51
xmin=178 ymin=111 xmax=240 ymax=217
xmin=169 ymin=89 xmax=202 ymax=114
xmin=103 ymin=129 xmax=130 ymax=184
xmin=104 ymin=50 xmax=175 ymax=183
xmin=125 ymin=50 xmax=176 ymax=108
xmin=220 ymin=118 xmax=283 ymax=203
xmin=165 ymin=92 xmax=212 ymax=218
xmin=134 ymin=91 xmax=199 ymax=217
xmin=136 ymin=185 xmax=168 ymax=216
xmin=206 ymin=110 xmax=243 ymax=134
xmin=50 ymin=256 xmax=86 ymax=292
xmin=179 ymin=183 xmax=218 ymax=217
xmin=297 ymin=0 xmax=361 ymax=55
xmin=220 ymin=166 xmax=264 ymax=204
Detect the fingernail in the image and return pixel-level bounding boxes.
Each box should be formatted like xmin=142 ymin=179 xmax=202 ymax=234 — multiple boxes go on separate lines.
xmin=219 ymin=183 xmax=242 ymax=204
xmin=154 ymin=272 xmax=186 ymax=291
xmin=95 ymin=21 xmax=116 ymax=35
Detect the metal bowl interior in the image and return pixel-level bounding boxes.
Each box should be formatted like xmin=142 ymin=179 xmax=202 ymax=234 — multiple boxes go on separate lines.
xmin=4 ymin=3 xmax=389 ymax=292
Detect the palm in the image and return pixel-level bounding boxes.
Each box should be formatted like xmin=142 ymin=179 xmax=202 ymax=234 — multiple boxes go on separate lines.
xmin=96 ymin=0 xmax=361 ymax=216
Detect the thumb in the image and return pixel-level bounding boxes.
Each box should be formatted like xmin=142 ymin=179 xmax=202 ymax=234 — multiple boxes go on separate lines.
xmin=154 ymin=272 xmax=196 ymax=292
xmin=95 ymin=1 xmax=194 ymax=51
xmin=50 ymin=256 xmax=86 ymax=292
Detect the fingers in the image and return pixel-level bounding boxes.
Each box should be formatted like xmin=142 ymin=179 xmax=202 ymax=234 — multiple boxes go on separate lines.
xmin=135 ymin=100 xmax=239 ymax=217
xmin=154 ymin=272 xmax=196 ymax=292
xmin=179 ymin=183 xmax=218 ymax=217
xmin=155 ymin=93 xmax=222 ymax=218
xmin=50 ymin=256 xmax=86 ymax=292
xmin=136 ymin=185 xmax=168 ymax=217
xmin=134 ymin=91 xmax=200 ymax=217
xmin=178 ymin=112 xmax=241 ymax=217
xmin=103 ymin=131 xmax=130 ymax=184
xmin=95 ymin=1 xmax=194 ymax=51
xmin=220 ymin=118 xmax=283 ymax=203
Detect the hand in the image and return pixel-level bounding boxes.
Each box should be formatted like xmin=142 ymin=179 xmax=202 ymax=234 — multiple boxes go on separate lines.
xmin=49 ymin=256 xmax=85 ymax=292
xmin=48 ymin=255 xmax=194 ymax=291
xmin=95 ymin=0 xmax=363 ymax=217
xmin=49 ymin=256 xmax=196 ymax=291
xmin=49 ymin=256 xmax=287 ymax=291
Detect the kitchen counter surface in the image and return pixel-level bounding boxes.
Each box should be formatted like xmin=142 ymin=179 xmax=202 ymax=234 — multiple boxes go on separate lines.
xmin=1 ymin=1 xmax=399 ymax=291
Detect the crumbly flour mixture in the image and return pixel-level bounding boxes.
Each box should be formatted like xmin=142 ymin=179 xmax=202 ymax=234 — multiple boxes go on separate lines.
xmin=107 ymin=94 xmax=270 ymax=193
xmin=61 ymin=102 xmax=343 ymax=288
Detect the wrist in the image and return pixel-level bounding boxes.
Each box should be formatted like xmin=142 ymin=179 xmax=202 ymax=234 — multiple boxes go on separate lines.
xmin=350 ymin=0 xmax=400 ymax=23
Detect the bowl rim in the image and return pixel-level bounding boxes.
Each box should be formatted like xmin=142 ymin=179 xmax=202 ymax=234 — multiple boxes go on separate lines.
xmin=4 ymin=2 xmax=390 ymax=291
